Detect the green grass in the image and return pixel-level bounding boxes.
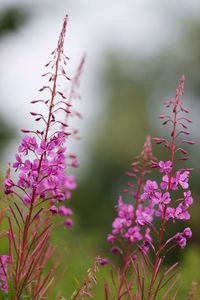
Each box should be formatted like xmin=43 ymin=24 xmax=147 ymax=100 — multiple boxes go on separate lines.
xmin=1 ymin=198 xmax=200 ymax=299
xmin=49 ymin=227 xmax=200 ymax=299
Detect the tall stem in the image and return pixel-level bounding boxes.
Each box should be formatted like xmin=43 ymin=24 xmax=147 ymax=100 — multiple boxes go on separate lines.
xmin=14 ymin=17 xmax=67 ymax=299
xmin=147 ymin=90 xmax=179 ymax=300
xmin=117 ymin=151 xmax=149 ymax=299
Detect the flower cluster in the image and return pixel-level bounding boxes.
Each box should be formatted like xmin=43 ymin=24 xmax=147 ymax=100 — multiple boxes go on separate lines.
xmin=3 ymin=15 xmax=80 ymax=229
xmin=107 ymin=157 xmax=194 ymax=299
xmin=109 ymin=161 xmax=193 ymax=250
xmin=141 ymin=161 xmax=193 ymax=248
xmin=5 ymin=132 xmax=77 ymax=227
xmin=110 ymin=196 xmax=153 ymax=246
xmin=141 ymin=163 xmax=192 ymax=220
xmin=175 ymin=227 xmax=192 ymax=249
xmin=108 ymin=136 xmax=155 ymax=252
xmin=105 ymin=77 xmax=196 ymax=300
xmin=108 ymin=76 xmax=194 ymax=254
xmin=1 ymin=16 xmax=82 ymax=298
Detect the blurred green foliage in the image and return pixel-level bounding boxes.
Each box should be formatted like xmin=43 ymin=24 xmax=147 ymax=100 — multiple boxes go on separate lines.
xmin=0 ymin=5 xmax=29 ymax=157
xmin=74 ymin=58 xmax=149 ymax=232
xmin=0 ymin=6 xmax=28 ymax=36
xmin=0 ymin=119 xmax=14 ymax=155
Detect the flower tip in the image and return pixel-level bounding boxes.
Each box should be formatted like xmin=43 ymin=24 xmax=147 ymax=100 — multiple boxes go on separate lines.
xmin=21 ymin=129 xmax=31 ymax=133
xmin=107 ymin=234 xmax=116 ymax=243
xmin=50 ymin=205 xmax=58 ymax=214
xmin=100 ymin=258 xmax=108 ymax=266
xmin=64 ymin=219 xmax=73 ymax=229
xmin=110 ymin=246 xmax=120 ymax=254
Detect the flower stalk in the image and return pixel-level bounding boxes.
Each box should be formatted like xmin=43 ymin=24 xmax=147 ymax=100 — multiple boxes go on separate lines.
xmin=108 ymin=76 xmax=194 ymax=300
xmin=2 ymin=15 xmax=80 ymax=299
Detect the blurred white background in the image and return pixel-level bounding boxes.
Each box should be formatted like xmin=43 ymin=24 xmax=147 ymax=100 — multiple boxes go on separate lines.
xmin=0 ymin=0 xmax=200 ymax=166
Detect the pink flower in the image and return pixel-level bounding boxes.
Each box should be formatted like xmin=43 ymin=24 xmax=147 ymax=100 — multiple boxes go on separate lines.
xmin=141 ymin=180 xmax=158 ymax=200
xmin=112 ymin=218 xmax=126 ymax=234
xmin=183 ymin=190 xmax=193 ymax=207
xmin=22 ymin=195 xmax=31 ymax=205
xmin=55 ymin=191 xmax=65 ymax=201
xmin=124 ymin=226 xmax=142 ymax=243
xmin=4 ymin=178 xmax=14 ymax=194
xmin=175 ymin=228 xmax=192 ymax=249
xmin=158 ymin=161 xmax=173 ymax=173
xmin=0 ymin=255 xmax=8 ymax=293
xmin=118 ymin=196 xmax=134 ymax=220
xmin=111 ymin=246 xmax=120 ymax=254
xmin=19 ymin=136 xmax=38 ymax=155
xmin=64 ymin=219 xmax=73 ymax=228
xmin=160 ymin=175 xmax=177 ymax=190
xmin=175 ymin=204 xmax=190 ymax=220
xmin=161 ymin=192 xmax=171 ymax=204
xmin=58 ymin=205 xmax=72 ymax=216
xmin=183 ymin=227 xmax=192 ymax=238
xmin=37 ymin=140 xmax=56 ymax=156
xmin=6 ymin=127 xmax=77 ymax=229
xmin=21 ymin=160 xmax=32 ymax=173
xmin=151 ymin=192 xmax=162 ymax=205
xmin=175 ymin=171 xmax=189 ymax=189
xmin=175 ymin=233 xmax=186 ymax=249
xmin=151 ymin=192 xmax=171 ymax=205
xmin=136 ymin=206 xmax=154 ymax=226
xmin=64 ymin=175 xmax=77 ymax=190
xmin=165 ymin=207 xmax=175 ymax=220
xmin=50 ymin=205 xmax=58 ymax=214
xmin=13 ymin=154 xmax=23 ymax=170
xmin=107 ymin=234 xmax=116 ymax=243
xmin=144 ymin=228 xmax=152 ymax=244
xmin=100 ymin=258 xmax=108 ymax=266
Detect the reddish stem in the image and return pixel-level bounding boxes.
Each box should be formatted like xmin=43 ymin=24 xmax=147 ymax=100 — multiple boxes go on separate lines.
xmin=117 ymin=148 xmax=150 ymax=299
xmin=14 ymin=16 xmax=67 ymax=300
xmin=147 ymin=88 xmax=180 ymax=300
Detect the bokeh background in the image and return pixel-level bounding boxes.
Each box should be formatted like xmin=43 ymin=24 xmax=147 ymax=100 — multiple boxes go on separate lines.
xmin=1 ymin=0 xmax=200 ymax=299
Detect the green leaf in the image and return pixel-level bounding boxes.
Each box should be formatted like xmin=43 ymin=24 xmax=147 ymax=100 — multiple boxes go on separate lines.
xmin=0 ymin=289 xmax=8 ymax=300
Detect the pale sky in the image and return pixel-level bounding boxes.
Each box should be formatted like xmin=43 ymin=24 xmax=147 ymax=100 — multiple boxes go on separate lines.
xmin=0 ymin=0 xmax=199 ymax=165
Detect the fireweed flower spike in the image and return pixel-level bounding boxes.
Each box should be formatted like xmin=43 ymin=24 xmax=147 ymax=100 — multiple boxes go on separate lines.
xmin=145 ymin=75 xmax=195 ymax=299
xmin=107 ymin=135 xmax=157 ymax=298
xmin=108 ymin=135 xmax=156 ymax=250
xmin=2 ymin=16 xmax=81 ymax=298
xmin=107 ymin=76 xmax=195 ymax=300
